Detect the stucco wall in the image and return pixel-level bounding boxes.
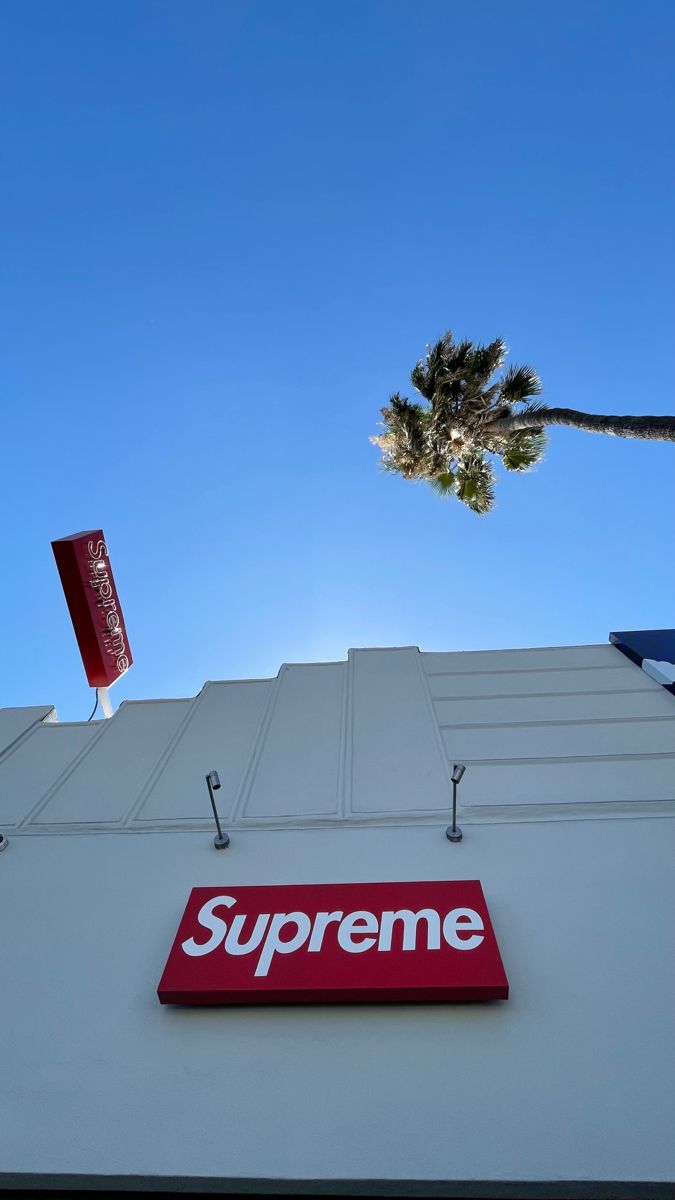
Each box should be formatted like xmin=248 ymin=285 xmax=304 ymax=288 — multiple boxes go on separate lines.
xmin=2 ymin=817 xmax=674 ymax=1187
xmin=2 ymin=642 xmax=674 ymax=1190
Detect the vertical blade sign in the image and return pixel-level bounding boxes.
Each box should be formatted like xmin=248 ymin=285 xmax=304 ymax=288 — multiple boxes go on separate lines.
xmin=51 ymin=530 xmax=132 ymax=688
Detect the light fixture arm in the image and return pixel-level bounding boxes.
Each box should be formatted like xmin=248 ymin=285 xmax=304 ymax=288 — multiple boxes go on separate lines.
xmin=206 ymin=771 xmax=230 ymax=849
xmin=446 ymin=763 xmax=465 ymax=843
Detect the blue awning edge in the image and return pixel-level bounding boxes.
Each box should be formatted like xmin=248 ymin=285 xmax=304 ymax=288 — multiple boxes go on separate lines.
xmin=610 ymin=629 xmax=675 ymax=696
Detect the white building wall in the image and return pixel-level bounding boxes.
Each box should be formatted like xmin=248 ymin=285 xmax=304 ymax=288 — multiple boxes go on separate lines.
xmin=1 ymin=643 xmax=674 ymax=1192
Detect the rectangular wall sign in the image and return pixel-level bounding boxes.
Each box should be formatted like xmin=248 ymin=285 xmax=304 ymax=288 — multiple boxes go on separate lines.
xmin=158 ymin=880 xmax=508 ymax=1005
xmin=52 ymin=530 xmax=132 ymax=688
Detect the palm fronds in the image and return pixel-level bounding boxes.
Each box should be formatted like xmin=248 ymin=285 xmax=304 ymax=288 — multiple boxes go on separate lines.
xmin=500 ymin=429 xmax=547 ymax=472
xmin=453 ymin=453 xmax=496 ymax=515
xmin=427 ymin=470 xmax=456 ymax=496
xmin=372 ymin=329 xmax=546 ymax=514
xmin=498 ymin=364 xmax=542 ymax=405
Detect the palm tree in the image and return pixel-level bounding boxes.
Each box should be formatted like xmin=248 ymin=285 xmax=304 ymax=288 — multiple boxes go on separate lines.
xmin=371 ymin=331 xmax=675 ymax=514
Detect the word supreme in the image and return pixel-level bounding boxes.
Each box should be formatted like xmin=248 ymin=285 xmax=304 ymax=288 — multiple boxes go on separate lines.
xmin=182 ymin=894 xmax=485 ymax=977
xmin=87 ymin=538 xmax=130 ymax=674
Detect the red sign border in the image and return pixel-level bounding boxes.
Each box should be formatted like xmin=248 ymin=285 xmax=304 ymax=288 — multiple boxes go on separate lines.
xmin=157 ymin=880 xmax=509 ymax=1007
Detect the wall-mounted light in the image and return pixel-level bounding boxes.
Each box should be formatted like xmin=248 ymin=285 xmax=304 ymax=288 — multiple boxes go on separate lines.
xmin=0 ymin=834 xmax=8 ymax=853
xmin=446 ymin=763 xmax=466 ymax=843
xmin=205 ymin=771 xmax=230 ymax=849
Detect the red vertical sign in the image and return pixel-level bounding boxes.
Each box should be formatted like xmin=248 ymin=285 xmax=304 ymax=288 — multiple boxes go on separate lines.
xmin=52 ymin=530 xmax=132 ymax=688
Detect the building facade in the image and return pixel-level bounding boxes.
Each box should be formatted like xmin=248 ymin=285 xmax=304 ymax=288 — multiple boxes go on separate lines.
xmin=1 ymin=637 xmax=674 ymax=1197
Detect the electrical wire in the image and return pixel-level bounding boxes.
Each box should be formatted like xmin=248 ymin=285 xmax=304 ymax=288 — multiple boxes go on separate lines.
xmin=86 ymin=688 xmax=100 ymax=722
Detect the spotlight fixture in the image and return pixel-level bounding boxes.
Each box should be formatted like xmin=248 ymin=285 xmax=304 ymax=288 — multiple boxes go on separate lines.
xmin=205 ymin=771 xmax=230 ymax=849
xmin=446 ymin=763 xmax=466 ymax=843
xmin=0 ymin=834 xmax=8 ymax=852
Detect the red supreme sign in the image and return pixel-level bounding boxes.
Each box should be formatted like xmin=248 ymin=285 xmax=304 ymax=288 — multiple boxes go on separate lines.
xmin=157 ymin=881 xmax=508 ymax=1005
xmin=52 ymin=530 xmax=132 ymax=688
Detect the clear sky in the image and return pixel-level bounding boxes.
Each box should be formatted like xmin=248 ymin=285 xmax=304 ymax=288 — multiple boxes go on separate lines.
xmin=2 ymin=0 xmax=674 ymax=720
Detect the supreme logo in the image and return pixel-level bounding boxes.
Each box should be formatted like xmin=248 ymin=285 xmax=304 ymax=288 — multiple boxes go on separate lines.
xmin=157 ymin=880 xmax=508 ymax=1006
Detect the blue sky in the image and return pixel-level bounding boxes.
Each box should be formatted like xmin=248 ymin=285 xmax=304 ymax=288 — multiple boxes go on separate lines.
xmin=2 ymin=0 xmax=674 ymax=720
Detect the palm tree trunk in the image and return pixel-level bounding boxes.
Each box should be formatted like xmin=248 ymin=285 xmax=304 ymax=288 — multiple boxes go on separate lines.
xmin=485 ymin=407 xmax=675 ymax=441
